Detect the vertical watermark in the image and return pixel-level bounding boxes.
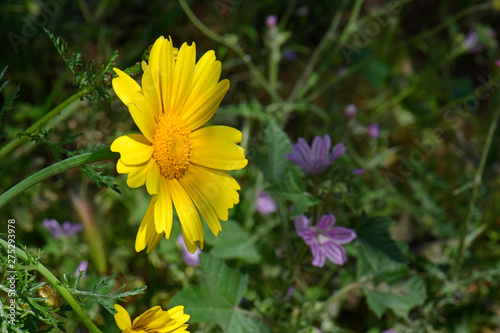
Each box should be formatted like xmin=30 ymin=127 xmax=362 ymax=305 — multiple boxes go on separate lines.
xmin=6 ymin=219 xmax=17 ymax=325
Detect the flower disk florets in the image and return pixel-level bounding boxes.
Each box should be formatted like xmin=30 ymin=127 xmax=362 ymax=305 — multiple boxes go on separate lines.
xmin=152 ymin=115 xmax=191 ymax=180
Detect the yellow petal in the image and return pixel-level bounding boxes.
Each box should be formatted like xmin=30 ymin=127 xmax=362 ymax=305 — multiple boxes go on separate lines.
xmin=187 ymin=51 xmax=221 ymax=106
xmin=132 ymin=306 xmax=163 ymax=328
xmin=135 ymin=196 xmax=164 ymax=253
xmin=154 ymin=179 xmax=173 ymax=236
xmin=180 ymin=173 xmax=221 ymax=236
xmin=182 ymin=79 xmax=230 ymax=131
xmin=127 ymin=160 xmax=152 ymax=188
xmin=112 ymin=68 xmax=141 ymax=106
xmin=185 ymin=164 xmax=241 ymax=220
xmin=141 ymin=62 xmax=160 ymax=121
xmin=114 ymin=304 xmax=132 ymax=331
xmin=171 ymin=42 xmax=196 ymax=116
xmin=111 ymin=134 xmax=153 ymax=165
xmin=191 ymin=142 xmax=247 ymax=170
xmin=190 ymin=125 xmax=242 ymax=144
xmin=146 ymin=162 xmax=161 ymax=195
xmin=126 ymin=103 xmax=156 ymax=142
xmin=167 ymin=179 xmax=204 ymax=253
xmin=160 ymin=37 xmax=176 ymax=115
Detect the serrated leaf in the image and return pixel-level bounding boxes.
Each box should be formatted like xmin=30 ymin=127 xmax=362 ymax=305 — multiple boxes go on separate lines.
xmin=356 ymin=244 xmax=408 ymax=283
xmin=356 ymin=212 xmax=406 ymax=267
xmin=255 ymin=121 xmax=291 ymax=183
xmin=204 ymin=221 xmax=261 ymax=263
xmin=266 ymin=167 xmax=321 ymax=217
xmin=363 ymin=275 xmax=426 ymax=318
xmin=171 ymin=255 xmax=269 ymax=333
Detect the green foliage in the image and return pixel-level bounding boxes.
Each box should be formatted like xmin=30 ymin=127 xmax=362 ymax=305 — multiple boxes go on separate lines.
xmin=255 ymin=121 xmax=291 ymax=184
xmin=43 ymin=28 xmax=118 ymax=103
xmin=0 ymin=245 xmax=61 ymax=331
xmin=356 ymin=212 xmax=406 ymax=265
xmin=204 ymin=220 xmax=261 ymax=264
xmin=0 ymin=66 xmax=20 ymax=125
xmin=171 ymin=255 xmax=269 ymax=332
xmin=63 ymin=272 xmax=146 ymax=315
xmin=266 ymin=166 xmax=321 ymax=217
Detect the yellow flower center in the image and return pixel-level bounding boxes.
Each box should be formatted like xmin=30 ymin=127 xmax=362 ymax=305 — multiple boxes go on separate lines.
xmin=152 ymin=115 xmax=191 ymax=180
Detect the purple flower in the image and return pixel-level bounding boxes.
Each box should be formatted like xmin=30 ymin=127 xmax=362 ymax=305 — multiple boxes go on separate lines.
xmin=352 ymin=168 xmax=365 ymax=175
xmin=282 ymin=49 xmax=298 ymax=62
xmin=177 ymin=234 xmax=201 ymax=266
xmin=495 ymin=59 xmax=500 ymax=67
xmin=266 ymin=15 xmax=277 ymax=28
xmin=43 ymin=219 xmax=83 ymax=239
xmin=463 ymin=31 xmax=481 ymax=53
xmin=74 ymin=260 xmax=88 ymax=278
xmin=286 ymin=287 xmax=294 ymax=301
xmin=255 ymin=191 xmax=277 ymax=215
xmin=345 ymin=104 xmax=357 ymax=118
xmin=367 ymin=123 xmax=380 ymax=138
xmin=286 ymin=135 xmax=346 ymax=174
xmin=294 ymin=214 xmax=356 ymax=267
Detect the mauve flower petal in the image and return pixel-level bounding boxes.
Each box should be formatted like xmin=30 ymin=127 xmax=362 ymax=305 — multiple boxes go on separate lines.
xmin=299 ymin=227 xmax=316 ymax=245
xmin=61 ymin=221 xmax=83 ymax=236
xmin=43 ymin=219 xmax=63 ymax=239
xmin=322 ymin=241 xmax=347 ymax=265
xmin=293 ymin=215 xmax=311 ymax=233
xmin=317 ymin=214 xmax=336 ymax=230
xmin=326 ymin=227 xmax=357 ymax=244
xmin=311 ymin=241 xmax=326 ymax=267
xmin=287 ymin=143 xmax=311 ymax=172
xmin=255 ymin=191 xmax=277 ymax=214
xmin=327 ymin=142 xmax=346 ymax=164
xmin=177 ymin=234 xmax=201 ymax=266
xmin=74 ymin=260 xmax=88 ymax=278
xmin=312 ymin=135 xmax=330 ymax=162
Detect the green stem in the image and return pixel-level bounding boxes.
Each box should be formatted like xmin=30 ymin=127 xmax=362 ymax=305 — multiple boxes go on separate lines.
xmin=0 ymin=239 xmax=103 ymax=333
xmin=454 ymin=103 xmax=500 ymax=279
xmin=0 ymin=87 xmax=92 ymax=160
xmin=287 ymin=7 xmax=343 ymax=102
xmin=178 ymin=0 xmax=283 ymax=103
xmin=0 ymin=148 xmax=118 ymax=209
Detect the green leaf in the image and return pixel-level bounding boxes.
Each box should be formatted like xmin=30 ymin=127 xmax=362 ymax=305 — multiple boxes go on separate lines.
xmin=266 ymin=167 xmax=321 ymax=217
xmin=363 ymin=275 xmax=427 ymax=318
xmin=171 ymin=255 xmax=269 ymax=333
xmin=356 ymin=212 xmax=406 ymax=267
xmin=255 ymin=121 xmax=291 ymax=183
xmin=204 ymin=220 xmax=261 ymax=264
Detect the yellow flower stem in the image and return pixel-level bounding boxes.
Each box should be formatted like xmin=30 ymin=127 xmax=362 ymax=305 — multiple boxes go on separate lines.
xmin=0 ymin=238 xmax=103 ymax=333
xmin=178 ymin=0 xmax=283 ymax=103
xmin=0 ymin=86 xmax=92 ymax=160
xmin=0 ymin=147 xmax=118 ymax=209
xmin=0 ymin=64 xmax=141 ymax=161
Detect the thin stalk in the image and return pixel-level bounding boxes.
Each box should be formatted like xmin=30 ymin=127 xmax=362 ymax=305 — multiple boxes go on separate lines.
xmin=178 ymin=0 xmax=283 ymax=103
xmin=454 ymin=103 xmax=500 ymax=278
xmin=0 ymin=239 xmax=103 ymax=333
xmin=0 ymin=87 xmax=92 ymax=160
xmin=0 ymin=148 xmax=118 ymax=209
xmin=287 ymin=7 xmax=343 ymax=102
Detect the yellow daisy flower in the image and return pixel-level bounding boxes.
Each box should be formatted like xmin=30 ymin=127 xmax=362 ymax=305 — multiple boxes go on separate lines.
xmin=111 ymin=36 xmax=247 ymax=253
xmin=114 ymin=304 xmax=189 ymax=333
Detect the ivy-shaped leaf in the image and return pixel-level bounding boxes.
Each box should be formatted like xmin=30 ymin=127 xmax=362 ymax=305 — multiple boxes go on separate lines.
xmin=171 ymin=255 xmax=269 ymax=333
xmin=356 ymin=212 xmax=406 ymax=267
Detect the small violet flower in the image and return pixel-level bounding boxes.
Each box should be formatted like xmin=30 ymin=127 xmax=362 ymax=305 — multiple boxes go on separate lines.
xmin=352 ymin=168 xmax=365 ymax=175
xmin=266 ymin=15 xmax=277 ymax=28
xmin=74 ymin=260 xmax=88 ymax=278
xmin=294 ymin=214 xmax=356 ymax=267
xmin=345 ymin=104 xmax=357 ymax=118
xmin=286 ymin=135 xmax=346 ymax=174
xmin=367 ymin=123 xmax=380 ymax=138
xmin=43 ymin=219 xmax=83 ymax=239
xmin=495 ymin=59 xmax=500 ymax=67
xmin=255 ymin=190 xmax=277 ymax=215
xmin=177 ymin=234 xmax=201 ymax=266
